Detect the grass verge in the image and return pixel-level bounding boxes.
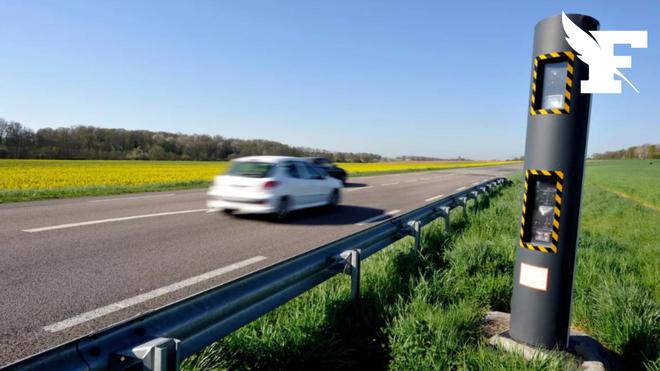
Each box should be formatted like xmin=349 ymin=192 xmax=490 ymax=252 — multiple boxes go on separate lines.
xmin=0 ymin=181 xmax=210 ymax=203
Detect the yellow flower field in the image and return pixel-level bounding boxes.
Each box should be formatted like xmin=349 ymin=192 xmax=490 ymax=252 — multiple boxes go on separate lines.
xmin=0 ymin=160 xmax=229 ymax=191
xmin=0 ymin=159 xmax=516 ymax=202
xmin=341 ymin=161 xmax=513 ymax=175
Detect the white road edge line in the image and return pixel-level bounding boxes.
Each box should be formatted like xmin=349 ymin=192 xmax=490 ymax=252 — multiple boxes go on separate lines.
xmin=456 ymin=186 xmax=466 ymax=191
xmin=88 ymin=193 xmax=176 ymax=203
xmin=472 ymin=182 xmax=479 ymax=186
xmin=424 ymin=194 xmax=445 ymax=202
xmin=382 ymin=182 xmax=400 ymax=186
xmin=43 ymin=256 xmax=268 ymax=333
xmin=355 ymin=210 xmax=400 ymax=226
xmin=345 ymin=185 xmax=374 ymax=192
xmin=23 ymin=209 xmax=209 ymax=233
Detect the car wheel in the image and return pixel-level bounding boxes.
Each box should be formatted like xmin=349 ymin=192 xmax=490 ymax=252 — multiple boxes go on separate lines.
xmin=328 ymin=189 xmax=340 ymax=208
xmin=222 ymin=209 xmax=234 ymax=215
xmin=275 ymin=197 xmax=290 ymax=221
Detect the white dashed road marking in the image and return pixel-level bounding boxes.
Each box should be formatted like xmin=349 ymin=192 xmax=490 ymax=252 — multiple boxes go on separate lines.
xmin=345 ymin=186 xmax=374 ymax=192
xmin=43 ymin=256 xmax=268 ymax=332
xmin=23 ymin=209 xmax=209 ymax=233
xmin=424 ymin=194 xmax=445 ymax=202
xmin=355 ymin=210 xmax=401 ymax=226
xmin=88 ymin=194 xmax=176 ymax=203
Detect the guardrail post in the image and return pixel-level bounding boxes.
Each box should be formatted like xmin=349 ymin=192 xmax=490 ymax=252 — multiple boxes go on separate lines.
xmin=469 ymin=191 xmax=479 ymax=212
xmin=406 ymin=220 xmax=421 ymax=252
xmin=340 ymin=250 xmax=361 ymax=302
xmin=437 ymin=206 xmax=451 ymax=232
xmin=112 ymin=337 xmax=180 ymax=371
xmin=458 ymin=196 xmax=468 ymax=218
xmin=487 ymin=183 xmax=496 ymax=194
xmin=479 ymin=186 xmax=488 ymax=206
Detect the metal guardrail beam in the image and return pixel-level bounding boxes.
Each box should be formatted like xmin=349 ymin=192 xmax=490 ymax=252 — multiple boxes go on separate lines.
xmin=5 ymin=177 xmax=510 ymax=371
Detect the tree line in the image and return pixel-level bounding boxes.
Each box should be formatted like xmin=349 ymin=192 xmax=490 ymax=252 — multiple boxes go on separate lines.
xmin=590 ymin=144 xmax=658 ymax=160
xmin=0 ymin=119 xmax=382 ymax=162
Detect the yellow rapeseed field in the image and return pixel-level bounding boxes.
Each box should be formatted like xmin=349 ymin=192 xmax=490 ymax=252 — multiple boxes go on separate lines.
xmin=0 ymin=159 xmax=515 ymax=202
xmin=0 ymin=160 xmax=229 ymax=191
xmin=341 ymin=161 xmax=513 ymax=174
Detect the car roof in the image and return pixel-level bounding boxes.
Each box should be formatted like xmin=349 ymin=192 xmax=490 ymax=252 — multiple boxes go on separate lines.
xmin=232 ymin=156 xmax=301 ymax=164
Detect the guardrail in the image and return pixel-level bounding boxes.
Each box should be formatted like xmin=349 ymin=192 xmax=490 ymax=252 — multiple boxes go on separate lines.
xmin=6 ymin=177 xmax=510 ymax=371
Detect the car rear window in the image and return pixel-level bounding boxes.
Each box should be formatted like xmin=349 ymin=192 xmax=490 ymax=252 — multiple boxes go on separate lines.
xmin=316 ymin=159 xmax=331 ymax=167
xmin=226 ymin=162 xmax=274 ymax=178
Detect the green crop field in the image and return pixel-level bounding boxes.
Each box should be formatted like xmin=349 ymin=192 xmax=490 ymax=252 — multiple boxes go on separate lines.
xmin=181 ymin=160 xmax=659 ymax=370
xmin=585 ymin=160 xmax=660 ymax=211
xmin=0 ymin=159 xmax=516 ymax=203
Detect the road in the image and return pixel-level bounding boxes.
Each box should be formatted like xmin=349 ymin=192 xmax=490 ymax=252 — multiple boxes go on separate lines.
xmin=0 ymin=164 xmax=519 ymax=366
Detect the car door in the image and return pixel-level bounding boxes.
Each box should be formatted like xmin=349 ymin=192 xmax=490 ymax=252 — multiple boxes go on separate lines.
xmin=302 ymin=162 xmax=331 ymax=204
xmin=279 ymin=161 xmax=305 ymax=207
xmin=291 ymin=161 xmax=314 ymax=206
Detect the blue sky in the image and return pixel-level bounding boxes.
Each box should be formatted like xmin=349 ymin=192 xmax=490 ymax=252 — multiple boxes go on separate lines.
xmin=0 ymin=1 xmax=657 ymax=159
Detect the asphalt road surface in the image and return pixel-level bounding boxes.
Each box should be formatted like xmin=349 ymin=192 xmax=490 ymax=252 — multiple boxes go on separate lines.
xmin=0 ymin=164 xmax=519 ymax=366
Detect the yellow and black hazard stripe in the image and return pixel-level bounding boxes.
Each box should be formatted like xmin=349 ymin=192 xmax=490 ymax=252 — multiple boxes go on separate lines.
xmin=519 ymin=169 xmax=564 ymax=254
xmin=529 ymin=51 xmax=575 ymax=116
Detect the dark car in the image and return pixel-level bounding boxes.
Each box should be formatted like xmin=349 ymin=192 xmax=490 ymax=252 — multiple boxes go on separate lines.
xmin=305 ymin=157 xmax=347 ymax=185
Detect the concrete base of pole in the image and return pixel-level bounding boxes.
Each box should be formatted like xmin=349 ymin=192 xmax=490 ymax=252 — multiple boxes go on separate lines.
xmin=484 ymin=311 xmax=618 ymax=370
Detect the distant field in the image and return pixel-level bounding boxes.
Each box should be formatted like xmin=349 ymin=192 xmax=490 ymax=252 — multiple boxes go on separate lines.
xmin=0 ymin=159 xmax=515 ymax=203
xmin=341 ymin=161 xmax=514 ymax=176
xmin=585 ymin=159 xmax=659 ymax=210
xmin=182 ymin=160 xmax=659 ymax=370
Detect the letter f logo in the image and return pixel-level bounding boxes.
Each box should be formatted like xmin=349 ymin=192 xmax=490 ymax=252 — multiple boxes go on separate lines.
xmin=562 ymin=12 xmax=647 ymax=94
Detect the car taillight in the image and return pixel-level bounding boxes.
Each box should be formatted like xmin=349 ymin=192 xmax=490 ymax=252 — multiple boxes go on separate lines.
xmin=263 ymin=180 xmax=279 ymax=189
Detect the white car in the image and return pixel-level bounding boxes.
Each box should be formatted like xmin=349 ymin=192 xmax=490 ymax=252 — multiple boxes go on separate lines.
xmin=207 ymin=156 xmax=343 ymax=219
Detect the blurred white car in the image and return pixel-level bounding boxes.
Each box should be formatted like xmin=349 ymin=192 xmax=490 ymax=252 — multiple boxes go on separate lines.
xmin=207 ymin=156 xmax=343 ymax=219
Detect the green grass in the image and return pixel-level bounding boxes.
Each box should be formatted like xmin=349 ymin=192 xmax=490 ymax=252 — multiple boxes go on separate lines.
xmin=180 ymin=160 xmax=659 ymax=370
xmin=585 ymin=159 xmax=660 ymax=209
xmin=0 ymin=181 xmax=212 ymax=203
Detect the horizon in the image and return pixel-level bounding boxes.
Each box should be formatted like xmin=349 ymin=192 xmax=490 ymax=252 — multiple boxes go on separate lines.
xmin=1 ymin=0 xmax=658 ymax=159
xmin=1 ymin=119 xmax=656 ymax=160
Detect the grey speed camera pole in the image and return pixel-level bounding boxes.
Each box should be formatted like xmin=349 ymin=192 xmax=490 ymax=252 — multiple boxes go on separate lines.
xmin=509 ymin=13 xmax=599 ymax=349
